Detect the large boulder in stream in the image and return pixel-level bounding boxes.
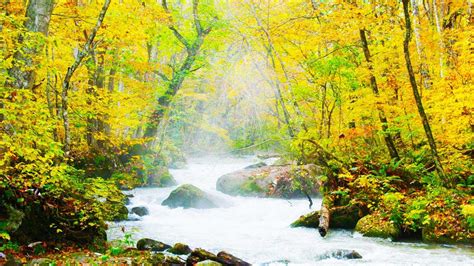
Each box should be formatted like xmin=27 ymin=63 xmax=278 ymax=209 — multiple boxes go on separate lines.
xmin=131 ymin=206 xmax=149 ymax=217
xmin=162 ymin=184 xmax=218 ymax=209
xmin=216 ymin=164 xmax=322 ymax=198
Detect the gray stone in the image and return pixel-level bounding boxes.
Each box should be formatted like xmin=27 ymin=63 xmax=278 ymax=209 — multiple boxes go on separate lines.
xmin=136 ymin=238 xmax=171 ymax=251
xmin=162 ymin=184 xmax=217 ymax=209
xmin=216 ymin=164 xmax=322 ymax=198
xmin=168 ymin=243 xmax=192 ymax=255
xmin=131 ymin=206 xmax=149 ymax=217
xmin=320 ymin=249 xmax=362 ymax=260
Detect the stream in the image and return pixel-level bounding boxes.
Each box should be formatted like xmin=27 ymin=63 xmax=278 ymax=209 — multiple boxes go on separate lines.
xmin=108 ymin=156 xmax=473 ymax=265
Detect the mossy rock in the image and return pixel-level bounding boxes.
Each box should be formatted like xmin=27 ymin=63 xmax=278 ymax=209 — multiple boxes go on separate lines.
xmin=216 ymin=251 xmax=251 ymax=266
xmin=147 ymin=167 xmax=177 ymax=187
xmin=162 ymin=184 xmax=217 ymax=209
xmin=186 ymin=248 xmax=219 ymax=265
xmin=216 ymin=165 xmax=322 ymax=198
xmin=355 ymin=214 xmax=400 ymax=240
xmin=291 ymin=205 xmax=364 ymax=230
xmin=196 ymin=260 xmax=223 ymax=266
xmin=291 ymin=211 xmax=320 ymax=228
xmin=331 ymin=205 xmax=363 ymax=229
xmin=319 ymin=249 xmax=362 ymax=260
xmin=168 ymin=243 xmax=192 ymax=255
xmin=112 ymin=203 xmax=129 ymax=221
xmin=136 ymin=238 xmax=171 ymax=251
xmin=421 ymin=226 xmax=474 ymax=245
xmin=131 ymin=206 xmax=149 ymax=217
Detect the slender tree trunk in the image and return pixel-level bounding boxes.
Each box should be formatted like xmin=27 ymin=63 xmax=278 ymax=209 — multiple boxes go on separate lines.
xmin=61 ymin=0 xmax=111 ymax=156
xmin=143 ymin=0 xmax=213 ymax=144
xmin=402 ymin=0 xmax=444 ymax=176
xmin=319 ymin=84 xmax=326 ymax=139
xmin=359 ymin=29 xmax=400 ymax=161
xmin=433 ymin=0 xmax=445 ymax=78
xmin=411 ymin=0 xmax=432 ymax=92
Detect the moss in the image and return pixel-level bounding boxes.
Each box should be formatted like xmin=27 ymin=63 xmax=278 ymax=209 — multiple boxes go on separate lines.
xmin=291 ymin=211 xmax=320 ymax=228
xmin=240 ymin=179 xmax=264 ymax=194
xmin=168 ymin=242 xmax=192 ymax=255
xmin=162 ymin=184 xmax=217 ymax=209
xmin=355 ymin=214 xmax=400 ymax=240
xmin=421 ymin=225 xmax=474 ymax=245
xmin=186 ymin=248 xmax=219 ymax=265
xmin=331 ymin=205 xmax=363 ymax=229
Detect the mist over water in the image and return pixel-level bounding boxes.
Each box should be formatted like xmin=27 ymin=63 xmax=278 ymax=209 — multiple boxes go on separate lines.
xmin=108 ymin=156 xmax=473 ymax=265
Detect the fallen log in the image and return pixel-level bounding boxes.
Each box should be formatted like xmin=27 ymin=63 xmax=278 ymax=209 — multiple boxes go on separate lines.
xmin=318 ymin=198 xmax=330 ymax=237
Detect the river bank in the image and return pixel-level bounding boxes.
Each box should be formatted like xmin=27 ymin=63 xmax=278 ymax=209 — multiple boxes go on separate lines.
xmin=2 ymin=156 xmax=473 ymax=265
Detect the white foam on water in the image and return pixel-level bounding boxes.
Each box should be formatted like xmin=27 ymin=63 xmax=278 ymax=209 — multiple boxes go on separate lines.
xmin=108 ymin=156 xmax=474 ymax=265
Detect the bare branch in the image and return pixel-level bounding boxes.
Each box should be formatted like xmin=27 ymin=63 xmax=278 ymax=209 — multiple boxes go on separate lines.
xmin=192 ymin=0 xmax=203 ymax=35
xmin=154 ymin=70 xmax=170 ymax=82
xmin=162 ymin=0 xmax=190 ymax=49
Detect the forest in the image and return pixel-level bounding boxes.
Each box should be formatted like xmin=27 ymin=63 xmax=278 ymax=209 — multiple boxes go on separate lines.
xmin=0 ymin=0 xmax=473 ymax=264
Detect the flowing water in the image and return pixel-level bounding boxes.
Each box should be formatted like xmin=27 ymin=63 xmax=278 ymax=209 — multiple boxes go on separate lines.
xmin=108 ymin=156 xmax=473 ymax=265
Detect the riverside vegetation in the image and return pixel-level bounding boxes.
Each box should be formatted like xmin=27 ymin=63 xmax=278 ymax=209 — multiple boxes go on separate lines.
xmin=1 ymin=0 xmax=473 ymax=264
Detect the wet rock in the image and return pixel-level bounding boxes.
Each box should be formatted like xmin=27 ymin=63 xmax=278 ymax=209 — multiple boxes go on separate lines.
xmin=217 ymin=251 xmax=251 ymax=266
xmin=149 ymin=253 xmax=185 ymax=265
xmin=186 ymin=248 xmax=219 ymax=265
xmin=127 ymin=215 xmax=141 ymax=221
xmin=164 ymin=255 xmax=186 ymax=265
xmin=136 ymin=238 xmax=171 ymax=251
xmin=355 ymin=214 xmax=400 ymax=240
xmin=320 ymin=249 xmax=362 ymax=260
xmin=147 ymin=167 xmax=177 ymax=187
xmin=162 ymin=184 xmax=218 ymax=209
xmin=131 ymin=206 xmax=149 ymax=217
xmin=169 ymin=243 xmax=192 ymax=255
xmin=244 ymin=162 xmax=267 ymax=169
xmin=291 ymin=211 xmax=320 ymax=228
xmin=216 ymin=164 xmax=322 ymax=198
xmin=291 ymin=205 xmax=364 ymax=230
xmin=196 ymin=260 xmax=223 ymax=266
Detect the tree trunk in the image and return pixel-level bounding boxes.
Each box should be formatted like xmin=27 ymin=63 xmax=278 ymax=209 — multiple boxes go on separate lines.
xmin=433 ymin=0 xmax=445 ymax=78
xmin=143 ymin=0 xmax=214 ymax=145
xmin=411 ymin=0 xmax=432 ymax=92
xmin=359 ymin=29 xmax=400 ymax=161
xmin=6 ymin=0 xmax=54 ymax=90
xmin=318 ymin=199 xmax=330 ymax=237
xmin=61 ymin=0 xmax=111 ymax=156
xmin=402 ymin=0 xmax=444 ymax=176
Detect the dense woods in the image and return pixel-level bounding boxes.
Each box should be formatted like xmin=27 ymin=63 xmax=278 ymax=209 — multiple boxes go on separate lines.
xmin=1 ymin=0 xmax=473 ymax=263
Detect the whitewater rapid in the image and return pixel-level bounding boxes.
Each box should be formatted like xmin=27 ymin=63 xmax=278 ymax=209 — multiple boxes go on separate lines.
xmin=108 ymin=156 xmax=473 ymax=265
